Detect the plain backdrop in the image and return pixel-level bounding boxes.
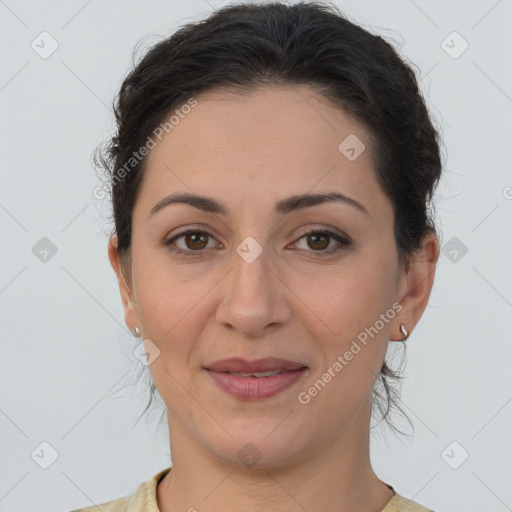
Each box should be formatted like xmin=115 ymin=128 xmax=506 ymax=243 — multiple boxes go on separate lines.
xmin=1 ymin=0 xmax=511 ymax=511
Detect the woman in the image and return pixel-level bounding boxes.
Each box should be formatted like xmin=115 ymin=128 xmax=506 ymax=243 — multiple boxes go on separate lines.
xmin=74 ymin=1 xmax=441 ymax=510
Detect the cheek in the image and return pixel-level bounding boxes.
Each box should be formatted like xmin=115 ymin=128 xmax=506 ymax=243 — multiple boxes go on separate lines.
xmin=293 ymin=252 xmax=397 ymax=408
xmin=292 ymin=253 xmax=396 ymax=339
xmin=132 ymin=245 xmax=214 ymax=335
xmin=133 ymin=267 xmax=209 ymax=408
xmin=294 ymin=263 xmax=395 ymax=422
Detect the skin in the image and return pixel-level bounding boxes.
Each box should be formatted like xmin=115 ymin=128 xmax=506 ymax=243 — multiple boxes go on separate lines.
xmin=108 ymin=84 xmax=439 ymax=512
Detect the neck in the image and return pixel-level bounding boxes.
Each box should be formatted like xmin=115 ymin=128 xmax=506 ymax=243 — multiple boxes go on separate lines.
xmin=157 ymin=407 xmax=393 ymax=512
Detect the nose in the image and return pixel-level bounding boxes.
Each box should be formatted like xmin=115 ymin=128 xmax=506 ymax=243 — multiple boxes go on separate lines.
xmin=215 ymin=245 xmax=291 ymax=338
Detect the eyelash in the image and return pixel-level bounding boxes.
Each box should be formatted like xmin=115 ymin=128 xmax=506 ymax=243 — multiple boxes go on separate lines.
xmin=163 ymin=228 xmax=351 ymax=257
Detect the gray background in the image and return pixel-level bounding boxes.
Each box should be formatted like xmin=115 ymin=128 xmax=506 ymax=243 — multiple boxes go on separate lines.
xmin=1 ymin=0 xmax=511 ymax=511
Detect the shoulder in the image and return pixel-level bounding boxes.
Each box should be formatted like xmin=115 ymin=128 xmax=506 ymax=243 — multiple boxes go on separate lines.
xmin=382 ymin=492 xmax=435 ymax=512
xmin=70 ymin=496 xmax=129 ymax=512
xmin=69 ymin=466 xmax=172 ymax=512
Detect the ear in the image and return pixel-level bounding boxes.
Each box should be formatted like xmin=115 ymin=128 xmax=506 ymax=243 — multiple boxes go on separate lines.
xmin=108 ymin=235 xmax=139 ymax=333
xmin=393 ymin=231 xmax=440 ymax=340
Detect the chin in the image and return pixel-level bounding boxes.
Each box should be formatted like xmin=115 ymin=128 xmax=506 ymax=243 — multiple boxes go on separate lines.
xmin=203 ymin=427 xmax=311 ymax=470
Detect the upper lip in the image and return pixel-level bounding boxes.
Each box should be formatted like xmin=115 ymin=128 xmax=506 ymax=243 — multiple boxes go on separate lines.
xmin=204 ymin=357 xmax=307 ymax=373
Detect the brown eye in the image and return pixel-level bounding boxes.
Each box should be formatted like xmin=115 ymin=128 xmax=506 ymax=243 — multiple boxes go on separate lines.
xmin=164 ymin=229 xmax=215 ymax=253
xmin=294 ymin=229 xmax=350 ymax=255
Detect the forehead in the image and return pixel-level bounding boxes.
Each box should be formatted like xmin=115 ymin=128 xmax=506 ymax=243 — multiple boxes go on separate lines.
xmin=135 ymin=85 xmax=390 ymax=222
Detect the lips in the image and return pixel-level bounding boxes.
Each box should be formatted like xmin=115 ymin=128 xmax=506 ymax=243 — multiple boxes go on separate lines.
xmin=204 ymin=357 xmax=309 ymax=399
xmin=204 ymin=357 xmax=307 ymax=374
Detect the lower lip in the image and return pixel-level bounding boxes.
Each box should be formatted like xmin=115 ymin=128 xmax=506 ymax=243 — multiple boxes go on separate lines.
xmin=205 ymin=368 xmax=308 ymax=399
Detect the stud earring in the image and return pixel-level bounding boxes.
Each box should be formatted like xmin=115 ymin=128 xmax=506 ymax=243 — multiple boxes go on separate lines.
xmin=400 ymin=324 xmax=408 ymax=341
xmin=134 ymin=325 xmax=141 ymax=336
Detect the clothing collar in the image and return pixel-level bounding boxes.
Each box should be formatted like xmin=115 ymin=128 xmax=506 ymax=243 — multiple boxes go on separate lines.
xmin=126 ymin=467 xmax=403 ymax=512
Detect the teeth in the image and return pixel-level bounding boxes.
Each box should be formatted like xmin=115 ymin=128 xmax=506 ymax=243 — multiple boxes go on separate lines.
xmin=228 ymin=370 xmax=283 ymax=377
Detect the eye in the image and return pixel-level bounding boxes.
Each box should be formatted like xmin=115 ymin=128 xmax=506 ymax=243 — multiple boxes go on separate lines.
xmin=163 ymin=229 xmax=218 ymax=255
xmin=292 ymin=229 xmax=350 ymax=255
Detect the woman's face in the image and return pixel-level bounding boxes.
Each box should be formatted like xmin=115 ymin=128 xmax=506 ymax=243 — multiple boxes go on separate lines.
xmin=110 ymin=85 xmax=423 ymax=468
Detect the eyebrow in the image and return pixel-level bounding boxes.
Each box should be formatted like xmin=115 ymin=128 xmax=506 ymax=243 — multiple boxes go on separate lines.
xmin=149 ymin=191 xmax=369 ymax=218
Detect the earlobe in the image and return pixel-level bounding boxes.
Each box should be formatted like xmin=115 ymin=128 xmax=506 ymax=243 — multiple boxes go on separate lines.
xmin=393 ymin=231 xmax=440 ymax=341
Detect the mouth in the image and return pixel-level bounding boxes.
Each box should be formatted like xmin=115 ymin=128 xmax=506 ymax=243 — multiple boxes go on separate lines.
xmin=203 ymin=358 xmax=308 ymax=400
xmin=218 ymin=370 xmax=292 ymax=378
xmin=204 ymin=357 xmax=308 ymax=373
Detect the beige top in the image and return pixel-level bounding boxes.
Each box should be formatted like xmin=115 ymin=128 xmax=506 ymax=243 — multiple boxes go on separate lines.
xmin=70 ymin=467 xmax=434 ymax=512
